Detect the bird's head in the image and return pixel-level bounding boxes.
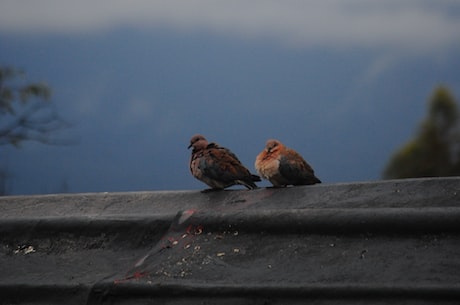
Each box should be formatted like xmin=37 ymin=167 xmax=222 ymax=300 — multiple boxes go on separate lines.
xmin=265 ymin=139 xmax=283 ymax=153
xmin=188 ymin=134 xmax=208 ymax=150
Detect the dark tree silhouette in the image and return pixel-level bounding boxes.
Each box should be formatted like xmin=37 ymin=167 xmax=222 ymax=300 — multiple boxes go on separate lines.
xmin=0 ymin=66 xmax=69 ymax=146
xmin=383 ymin=86 xmax=460 ymax=179
xmin=0 ymin=66 xmax=71 ymax=195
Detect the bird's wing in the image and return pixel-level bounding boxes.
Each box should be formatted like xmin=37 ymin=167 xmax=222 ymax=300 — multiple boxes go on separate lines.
xmin=278 ymin=149 xmax=318 ymax=184
xmin=200 ymin=145 xmax=251 ymax=182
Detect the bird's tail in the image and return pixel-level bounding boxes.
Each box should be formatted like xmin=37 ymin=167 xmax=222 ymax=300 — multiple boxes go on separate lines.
xmin=239 ymin=180 xmax=258 ymax=190
xmin=237 ymin=174 xmax=260 ymax=190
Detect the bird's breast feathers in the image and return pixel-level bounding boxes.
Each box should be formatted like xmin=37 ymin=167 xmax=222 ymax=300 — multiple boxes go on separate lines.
xmin=256 ymin=153 xmax=280 ymax=180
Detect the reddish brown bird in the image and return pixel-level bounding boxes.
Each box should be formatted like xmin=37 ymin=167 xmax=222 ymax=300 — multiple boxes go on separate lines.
xmin=255 ymin=139 xmax=321 ymax=187
xmin=188 ymin=134 xmax=260 ymax=191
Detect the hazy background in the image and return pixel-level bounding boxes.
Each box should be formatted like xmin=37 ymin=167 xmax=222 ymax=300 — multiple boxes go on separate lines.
xmin=1 ymin=0 xmax=460 ymax=195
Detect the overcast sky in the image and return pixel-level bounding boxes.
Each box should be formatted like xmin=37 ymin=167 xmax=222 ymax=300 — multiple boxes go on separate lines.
xmin=2 ymin=1 xmax=460 ymax=51
xmin=1 ymin=1 xmax=459 ymax=194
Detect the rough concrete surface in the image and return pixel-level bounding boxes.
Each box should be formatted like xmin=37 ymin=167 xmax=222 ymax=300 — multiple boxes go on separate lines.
xmin=0 ymin=177 xmax=460 ymax=304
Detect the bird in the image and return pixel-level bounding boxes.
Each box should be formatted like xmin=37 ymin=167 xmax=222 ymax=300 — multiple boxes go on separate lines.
xmin=255 ymin=139 xmax=321 ymax=187
xmin=188 ymin=134 xmax=261 ymax=191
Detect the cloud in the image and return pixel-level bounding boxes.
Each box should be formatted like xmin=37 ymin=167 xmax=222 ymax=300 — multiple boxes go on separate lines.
xmin=356 ymin=54 xmax=399 ymax=86
xmin=1 ymin=0 xmax=460 ymax=52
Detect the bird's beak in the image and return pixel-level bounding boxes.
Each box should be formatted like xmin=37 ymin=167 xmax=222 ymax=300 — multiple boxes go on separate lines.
xmin=188 ymin=143 xmax=192 ymax=149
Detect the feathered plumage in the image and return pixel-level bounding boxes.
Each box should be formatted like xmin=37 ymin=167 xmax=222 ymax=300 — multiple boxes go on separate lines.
xmin=255 ymin=139 xmax=321 ymax=187
xmin=189 ymin=134 xmax=260 ymax=191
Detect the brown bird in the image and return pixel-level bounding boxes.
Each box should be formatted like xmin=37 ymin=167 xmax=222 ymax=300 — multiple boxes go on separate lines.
xmin=188 ymin=134 xmax=261 ymax=191
xmin=255 ymin=139 xmax=321 ymax=187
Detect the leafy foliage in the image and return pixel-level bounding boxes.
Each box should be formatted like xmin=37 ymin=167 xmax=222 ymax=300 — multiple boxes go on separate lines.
xmin=0 ymin=66 xmax=68 ymax=146
xmin=383 ymin=86 xmax=460 ymax=179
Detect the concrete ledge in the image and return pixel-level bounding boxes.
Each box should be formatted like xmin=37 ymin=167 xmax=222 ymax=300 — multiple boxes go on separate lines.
xmin=1 ymin=177 xmax=460 ymax=304
xmin=2 ymin=207 xmax=460 ymax=235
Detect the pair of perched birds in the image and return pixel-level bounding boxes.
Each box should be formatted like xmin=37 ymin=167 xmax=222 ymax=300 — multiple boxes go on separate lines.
xmin=188 ymin=134 xmax=321 ymax=191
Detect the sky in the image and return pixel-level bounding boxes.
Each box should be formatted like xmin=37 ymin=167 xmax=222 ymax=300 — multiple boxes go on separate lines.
xmin=1 ymin=0 xmax=460 ymax=195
